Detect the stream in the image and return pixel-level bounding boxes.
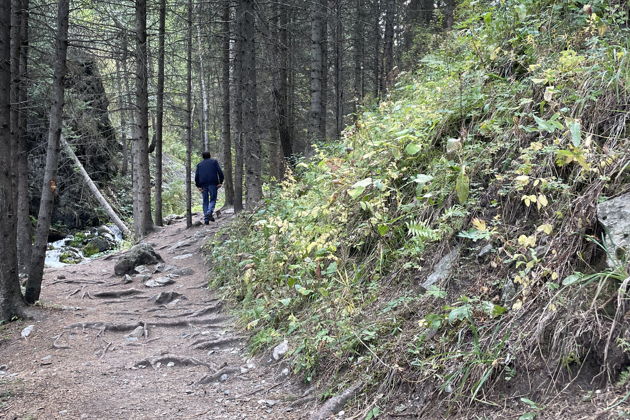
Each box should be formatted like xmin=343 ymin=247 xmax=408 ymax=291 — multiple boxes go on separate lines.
xmin=45 ymin=224 xmax=124 ymax=268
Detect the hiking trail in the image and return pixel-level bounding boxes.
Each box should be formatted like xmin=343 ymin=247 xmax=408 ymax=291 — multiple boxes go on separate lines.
xmin=0 ymin=215 xmax=314 ymax=419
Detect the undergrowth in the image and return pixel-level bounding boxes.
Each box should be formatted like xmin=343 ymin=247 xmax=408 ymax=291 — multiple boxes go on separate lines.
xmin=207 ymin=0 xmax=629 ymax=415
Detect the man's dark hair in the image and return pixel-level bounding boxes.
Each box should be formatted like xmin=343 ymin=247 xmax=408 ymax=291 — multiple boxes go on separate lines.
xmin=202 ymin=151 xmax=211 ymax=159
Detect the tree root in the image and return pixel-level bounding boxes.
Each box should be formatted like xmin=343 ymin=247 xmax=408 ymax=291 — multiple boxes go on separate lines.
xmin=197 ymin=366 xmax=240 ymax=384
xmin=92 ymin=289 xmax=145 ymax=299
xmin=190 ymin=304 xmax=222 ymax=317
xmin=310 ymin=381 xmax=363 ymax=420
xmin=190 ymin=336 xmax=244 ymax=350
xmin=51 ymin=279 xmax=104 ymax=286
xmin=133 ymin=355 xmax=211 ymax=369
xmin=52 ymin=332 xmax=71 ymax=349
xmin=65 ymin=321 xmax=142 ymax=332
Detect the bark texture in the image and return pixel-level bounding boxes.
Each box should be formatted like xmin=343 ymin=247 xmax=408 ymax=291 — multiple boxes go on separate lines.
xmin=0 ymin=0 xmax=25 ymax=320
xmin=25 ymin=0 xmax=70 ymax=304
xmin=154 ymin=0 xmax=166 ymax=226
xmin=132 ymin=0 xmax=153 ymax=238
xmin=221 ymin=0 xmax=235 ymax=206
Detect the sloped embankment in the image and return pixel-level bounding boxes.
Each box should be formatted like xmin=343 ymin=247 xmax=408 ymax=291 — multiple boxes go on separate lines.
xmin=208 ymin=1 xmax=629 ymax=417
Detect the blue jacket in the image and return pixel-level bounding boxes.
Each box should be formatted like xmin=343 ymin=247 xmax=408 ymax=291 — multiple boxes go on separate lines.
xmin=195 ymin=158 xmax=224 ymax=188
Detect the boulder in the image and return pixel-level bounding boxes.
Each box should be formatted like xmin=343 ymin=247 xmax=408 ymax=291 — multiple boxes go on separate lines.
xmin=598 ymin=193 xmax=630 ymax=267
xmin=114 ymin=243 xmax=163 ymax=276
xmin=59 ymin=249 xmax=82 ymax=264
xmin=421 ymin=246 xmax=461 ymax=290
xmin=144 ymin=276 xmax=176 ymax=288
xmin=82 ymin=236 xmax=114 ymax=257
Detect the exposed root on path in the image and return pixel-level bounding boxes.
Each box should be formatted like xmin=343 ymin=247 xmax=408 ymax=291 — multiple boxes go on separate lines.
xmin=197 ymin=366 xmax=241 ymax=384
xmin=310 ymin=381 xmax=363 ymax=420
xmin=190 ymin=336 xmax=244 ymax=350
xmin=65 ymin=321 xmax=142 ymax=332
xmin=92 ymin=289 xmax=145 ymax=299
xmin=133 ymin=355 xmax=212 ymax=369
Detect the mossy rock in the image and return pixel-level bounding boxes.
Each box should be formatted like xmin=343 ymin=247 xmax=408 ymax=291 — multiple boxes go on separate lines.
xmin=59 ymin=250 xmax=82 ymax=264
xmin=82 ymin=237 xmax=114 ymax=257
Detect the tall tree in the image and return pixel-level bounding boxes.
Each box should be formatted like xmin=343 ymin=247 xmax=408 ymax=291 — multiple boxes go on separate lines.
xmin=309 ymin=0 xmax=325 ymax=142
xmin=154 ymin=0 xmax=166 ymax=226
xmin=272 ymin=2 xmax=292 ymax=163
xmin=383 ymin=0 xmax=395 ymax=88
xmin=185 ymin=0 xmax=193 ymax=228
xmin=353 ymin=0 xmax=364 ymax=113
xmin=334 ymin=0 xmax=344 ymax=138
xmin=221 ymin=0 xmax=235 ymax=206
xmin=233 ymin=0 xmax=245 ymax=212
xmin=372 ymin=0 xmax=381 ymax=97
xmin=320 ymin=0 xmax=328 ymax=139
xmin=241 ymin=0 xmax=262 ymax=206
xmin=1 ymin=0 xmax=25 ymax=320
xmin=132 ymin=0 xmax=153 ymax=238
xmin=25 ymin=0 xmax=70 ymax=304
xmin=14 ymin=0 xmax=31 ymax=273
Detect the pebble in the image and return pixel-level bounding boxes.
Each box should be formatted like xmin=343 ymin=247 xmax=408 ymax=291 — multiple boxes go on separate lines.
xmin=167 ymin=362 xmax=175 ymax=367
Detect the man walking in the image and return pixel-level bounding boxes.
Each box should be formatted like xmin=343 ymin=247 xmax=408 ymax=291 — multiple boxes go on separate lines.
xmin=194 ymin=151 xmax=224 ymax=224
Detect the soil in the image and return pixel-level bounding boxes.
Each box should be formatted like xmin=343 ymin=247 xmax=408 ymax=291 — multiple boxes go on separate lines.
xmin=0 ymin=216 xmax=315 ymax=420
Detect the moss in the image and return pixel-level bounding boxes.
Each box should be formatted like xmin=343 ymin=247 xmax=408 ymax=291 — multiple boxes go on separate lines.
xmin=59 ymin=251 xmax=82 ymax=264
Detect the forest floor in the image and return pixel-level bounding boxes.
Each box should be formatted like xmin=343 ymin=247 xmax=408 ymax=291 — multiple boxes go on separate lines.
xmin=0 ymin=215 xmax=314 ymax=420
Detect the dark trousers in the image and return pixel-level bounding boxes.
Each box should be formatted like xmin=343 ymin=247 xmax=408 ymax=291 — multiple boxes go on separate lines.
xmin=201 ymin=185 xmax=218 ymax=221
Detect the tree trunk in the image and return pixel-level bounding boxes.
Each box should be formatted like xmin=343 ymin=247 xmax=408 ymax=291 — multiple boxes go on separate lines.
xmin=60 ymin=136 xmax=132 ymax=238
xmin=309 ymin=0 xmax=324 ymax=142
xmin=196 ymin=25 xmax=209 ymax=152
xmin=15 ymin=0 xmax=31 ymax=274
xmin=1 ymin=0 xmax=25 ymax=320
xmin=334 ymin=0 xmax=344 ymax=138
xmin=25 ymin=0 xmax=70 ymax=304
xmin=444 ymin=0 xmax=455 ymax=29
xmin=383 ymin=0 xmax=395 ymax=89
xmin=320 ymin=0 xmax=328 ymax=140
xmin=185 ymin=0 xmax=193 ymax=228
xmin=221 ymin=0 xmax=235 ymax=206
xmin=132 ymin=0 xmax=153 ymax=238
xmin=154 ymin=0 xmax=166 ymax=226
xmin=241 ymin=0 xmax=262 ymax=207
xmin=372 ymin=0 xmax=381 ymax=98
xmin=233 ymin=0 xmax=244 ymax=213
xmin=353 ymin=0 xmax=364 ymax=113
xmin=272 ymin=2 xmax=292 ymax=165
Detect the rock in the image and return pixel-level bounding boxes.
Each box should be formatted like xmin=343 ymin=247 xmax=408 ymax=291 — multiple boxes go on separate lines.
xmin=152 ymin=291 xmax=186 ymax=305
xmin=144 ymin=276 xmax=176 ymax=288
xmin=57 ymin=274 xmax=66 ymax=280
xmin=114 ymin=243 xmax=163 ymax=276
xmin=272 ymin=340 xmax=289 ymax=361
xmin=171 ymin=267 xmax=194 ymax=277
xmin=169 ymin=239 xmax=195 ymax=252
xmin=220 ymin=373 xmax=229 ymax=382
xmin=501 ymin=279 xmax=516 ymax=304
xmin=47 ymin=227 xmax=67 ymax=242
xmin=135 ymin=265 xmax=151 ymax=274
xmin=126 ymin=326 xmax=145 ymax=338
xmin=82 ymin=236 xmax=114 ymax=257
xmin=167 ymin=362 xmax=175 ymax=367
xmin=446 ymin=137 xmax=462 ymax=156
xmin=134 ymin=274 xmax=151 ymax=282
xmin=173 ymin=253 xmax=193 ymax=260
xmin=21 ymin=325 xmax=34 ymax=338
xmin=59 ymin=249 xmax=83 ymax=264
xmin=598 ymin=193 xmax=630 ymax=266
xmin=421 ymin=246 xmax=461 ymax=289
xmin=477 ymin=243 xmax=493 ymax=258
xmin=122 ymin=274 xmax=133 ymax=284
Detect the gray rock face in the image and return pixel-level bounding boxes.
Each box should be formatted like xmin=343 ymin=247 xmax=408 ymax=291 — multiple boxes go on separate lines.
xmin=114 ymin=243 xmax=163 ymax=276
xmin=421 ymin=246 xmax=461 ymax=289
xmin=598 ymin=193 xmax=630 ymax=266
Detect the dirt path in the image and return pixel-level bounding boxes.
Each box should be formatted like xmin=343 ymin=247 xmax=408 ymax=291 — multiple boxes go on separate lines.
xmin=0 ymin=217 xmax=313 ymax=420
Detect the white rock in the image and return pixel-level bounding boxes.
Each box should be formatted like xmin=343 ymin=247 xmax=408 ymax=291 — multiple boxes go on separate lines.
xmin=272 ymin=340 xmax=289 ymax=361
xmin=21 ymin=325 xmax=34 ymax=338
xmin=167 ymin=362 xmax=175 ymax=367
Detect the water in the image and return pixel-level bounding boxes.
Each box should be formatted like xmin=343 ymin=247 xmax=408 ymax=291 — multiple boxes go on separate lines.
xmin=44 ymin=224 xmax=123 ymax=268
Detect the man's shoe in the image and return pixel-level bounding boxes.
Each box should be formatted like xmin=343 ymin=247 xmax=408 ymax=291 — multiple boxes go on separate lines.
xmin=208 ymin=215 xmax=215 ymax=222
xmin=204 ymin=220 xmax=209 ymax=225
